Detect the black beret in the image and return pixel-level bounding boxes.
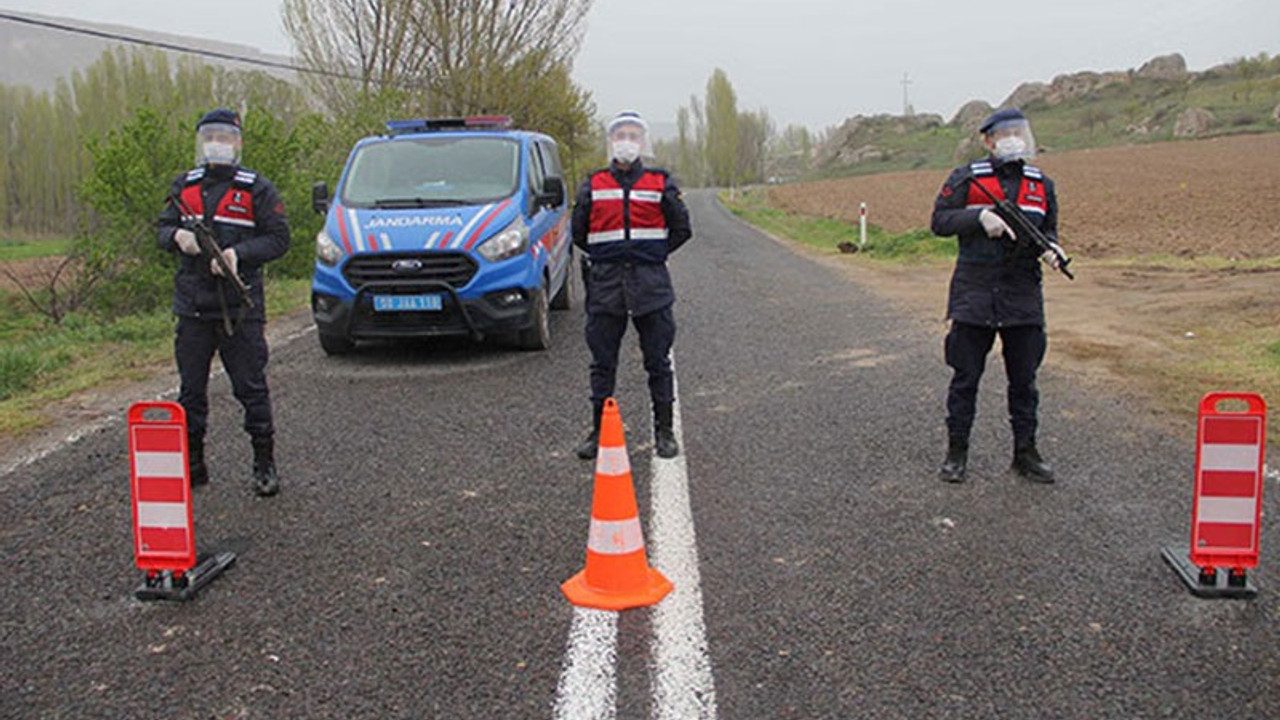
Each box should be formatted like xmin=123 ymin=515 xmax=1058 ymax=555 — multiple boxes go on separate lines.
xmin=197 ymin=108 xmax=241 ymax=129
xmin=979 ymin=107 xmax=1026 ymax=134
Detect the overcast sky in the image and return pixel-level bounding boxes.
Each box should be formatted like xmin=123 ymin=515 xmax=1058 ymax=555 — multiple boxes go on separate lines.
xmin=4 ymin=1 xmax=1278 ymax=130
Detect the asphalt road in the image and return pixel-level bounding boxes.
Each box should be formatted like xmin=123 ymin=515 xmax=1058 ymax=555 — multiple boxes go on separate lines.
xmin=3 ymin=190 xmax=1278 ymax=719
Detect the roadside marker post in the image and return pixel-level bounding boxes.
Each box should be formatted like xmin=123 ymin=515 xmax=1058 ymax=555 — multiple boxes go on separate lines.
xmin=1162 ymin=392 xmax=1267 ymax=599
xmin=128 ymin=401 xmax=234 ymax=601
xmin=858 ymin=202 xmax=867 ymax=249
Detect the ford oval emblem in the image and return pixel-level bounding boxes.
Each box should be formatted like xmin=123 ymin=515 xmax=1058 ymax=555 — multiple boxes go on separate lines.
xmin=391 ymin=259 xmax=423 ymax=273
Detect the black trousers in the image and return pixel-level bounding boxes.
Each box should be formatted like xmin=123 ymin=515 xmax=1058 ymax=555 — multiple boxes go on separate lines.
xmin=585 ymin=307 xmax=675 ymax=408
xmin=175 ymin=316 xmax=274 ymax=441
xmin=944 ymin=321 xmax=1046 ymax=446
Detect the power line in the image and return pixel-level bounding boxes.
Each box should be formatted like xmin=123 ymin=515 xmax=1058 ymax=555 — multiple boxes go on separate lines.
xmin=0 ymin=11 xmax=365 ymax=82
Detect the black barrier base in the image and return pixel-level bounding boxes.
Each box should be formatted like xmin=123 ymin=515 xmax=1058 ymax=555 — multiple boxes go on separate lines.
xmin=1161 ymin=545 xmax=1257 ymax=600
xmin=135 ymin=552 xmax=237 ymax=602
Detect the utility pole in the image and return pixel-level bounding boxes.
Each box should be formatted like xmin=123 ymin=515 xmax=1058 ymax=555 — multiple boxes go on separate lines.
xmin=901 ymin=72 xmax=913 ymax=117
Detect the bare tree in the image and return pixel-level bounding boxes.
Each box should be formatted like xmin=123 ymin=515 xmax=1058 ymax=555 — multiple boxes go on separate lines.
xmin=284 ymin=0 xmax=593 ymax=117
xmin=409 ymin=0 xmax=591 ymax=115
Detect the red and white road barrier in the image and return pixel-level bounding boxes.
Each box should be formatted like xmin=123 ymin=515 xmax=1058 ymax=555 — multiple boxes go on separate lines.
xmin=1163 ymin=391 xmax=1267 ymax=599
xmin=129 ymin=402 xmax=195 ymax=572
xmin=1190 ymin=392 xmax=1267 ymax=570
xmin=127 ymin=401 xmax=234 ymax=601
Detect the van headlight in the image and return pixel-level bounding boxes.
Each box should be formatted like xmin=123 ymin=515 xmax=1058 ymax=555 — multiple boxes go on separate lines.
xmin=316 ymin=229 xmax=344 ymax=266
xmin=477 ymin=219 xmax=528 ymax=262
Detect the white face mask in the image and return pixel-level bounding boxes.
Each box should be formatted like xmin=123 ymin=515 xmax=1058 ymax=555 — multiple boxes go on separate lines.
xmin=994 ymin=136 xmax=1029 ymax=160
xmin=203 ymin=141 xmax=237 ymax=165
xmin=611 ymin=139 xmax=641 ymax=164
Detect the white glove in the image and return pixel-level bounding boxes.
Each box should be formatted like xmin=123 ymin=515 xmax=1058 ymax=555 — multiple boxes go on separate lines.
xmin=1041 ymin=241 xmax=1067 ymax=270
xmin=173 ymin=228 xmax=201 ymax=256
xmin=210 ymin=247 xmax=238 ymax=278
xmin=978 ymin=209 xmax=1016 ymax=240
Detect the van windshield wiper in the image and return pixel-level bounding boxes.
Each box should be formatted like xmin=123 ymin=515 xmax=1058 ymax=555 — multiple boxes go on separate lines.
xmin=372 ymin=198 xmax=469 ymax=209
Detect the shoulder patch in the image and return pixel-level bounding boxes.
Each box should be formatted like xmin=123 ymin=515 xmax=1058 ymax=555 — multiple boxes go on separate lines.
xmin=184 ymin=167 xmax=205 ymax=184
xmin=233 ymin=170 xmax=257 ymax=187
xmin=969 ymin=161 xmax=993 ymax=176
xmin=1023 ymin=165 xmax=1044 ymax=180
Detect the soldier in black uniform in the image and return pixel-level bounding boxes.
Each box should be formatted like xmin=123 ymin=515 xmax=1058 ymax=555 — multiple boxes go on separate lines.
xmin=157 ymin=108 xmax=291 ymax=496
xmin=572 ymin=111 xmax=692 ymax=460
xmin=930 ymin=108 xmax=1068 ymax=484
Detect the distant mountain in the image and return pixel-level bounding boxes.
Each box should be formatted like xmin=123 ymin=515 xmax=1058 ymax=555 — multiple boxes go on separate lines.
xmin=0 ymin=9 xmax=295 ymax=91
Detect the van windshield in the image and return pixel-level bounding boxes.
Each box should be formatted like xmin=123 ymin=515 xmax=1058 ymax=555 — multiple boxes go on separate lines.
xmin=341 ymin=136 xmax=520 ymax=208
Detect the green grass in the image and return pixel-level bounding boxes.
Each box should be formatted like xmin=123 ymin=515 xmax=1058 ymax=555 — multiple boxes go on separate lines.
xmin=1265 ymin=341 xmax=1280 ymax=368
xmin=0 ymin=236 xmax=73 ymax=261
xmin=720 ymin=187 xmax=955 ymax=262
xmin=0 ymin=277 xmax=311 ymax=437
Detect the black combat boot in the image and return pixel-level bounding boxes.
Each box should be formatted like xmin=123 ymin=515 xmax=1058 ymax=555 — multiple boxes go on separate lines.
xmin=938 ymin=437 xmax=968 ymax=483
xmin=188 ymin=435 xmax=209 ymax=487
xmin=654 ymin=403 xmax=679 ymax=459
xmin=575 ymin=402 xmax=604 ymax=460
xmin=251 ymin=435 xmax=280 ymax=497
xmin=1012 ymin=441 xmax=1054 ymax=483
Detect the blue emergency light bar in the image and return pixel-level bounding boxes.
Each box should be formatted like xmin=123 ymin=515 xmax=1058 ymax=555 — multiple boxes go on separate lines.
xmin=385 ymin=116 xmax=514 ymax=134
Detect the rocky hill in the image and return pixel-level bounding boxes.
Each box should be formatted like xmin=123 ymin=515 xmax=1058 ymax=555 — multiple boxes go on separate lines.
xmin=813 ymin=52 xmax=1280 ymax=177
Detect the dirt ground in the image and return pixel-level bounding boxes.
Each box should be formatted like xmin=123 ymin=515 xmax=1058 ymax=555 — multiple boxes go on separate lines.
xmin=767 ymin=134 xmax=1280 ymax=430
xmin=769 ymin=133 xmax=1280 ymax=259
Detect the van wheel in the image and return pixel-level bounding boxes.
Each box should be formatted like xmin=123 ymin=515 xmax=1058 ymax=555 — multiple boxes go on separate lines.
xmin=517 ymin=286 xmax=551 ymax=351
xmin=319 ymin=333 xmax=355 ymax=355
xmin=550 ymin=261 xmax=573 ymax=311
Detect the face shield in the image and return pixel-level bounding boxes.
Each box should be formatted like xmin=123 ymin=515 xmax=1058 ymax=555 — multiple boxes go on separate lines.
xmin=985 ymin=118 xmax=1036 ymax=161
xmin=195 ymin=122 xmax=242 ymax=166
xmin=605 ymin=114 xmax=652 ymax=164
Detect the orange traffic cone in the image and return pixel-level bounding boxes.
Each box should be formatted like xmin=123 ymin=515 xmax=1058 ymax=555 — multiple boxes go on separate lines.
xmin=562 ymin=397 xmax=673 ymax=610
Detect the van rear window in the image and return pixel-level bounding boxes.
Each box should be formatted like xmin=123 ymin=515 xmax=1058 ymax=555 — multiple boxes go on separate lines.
xmin=341 ymin=137 xmax=520 ymax=207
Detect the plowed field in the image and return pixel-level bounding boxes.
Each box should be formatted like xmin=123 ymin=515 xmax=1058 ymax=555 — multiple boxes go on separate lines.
xmin=768 ymin=133 xmax=1280 ymax=259
xmin=759 ymin=133 xmax=1280 ymax=427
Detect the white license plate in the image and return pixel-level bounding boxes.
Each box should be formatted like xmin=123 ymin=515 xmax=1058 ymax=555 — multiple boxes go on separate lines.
xmin=372 ymin=294 xmax=443 ymax=312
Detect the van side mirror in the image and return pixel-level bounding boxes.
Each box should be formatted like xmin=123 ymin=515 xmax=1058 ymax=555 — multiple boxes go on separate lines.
xmin=541 ymin=176 xmax=565 ymax=208
xmin=311 ymin=182 xmax=330 ymax=215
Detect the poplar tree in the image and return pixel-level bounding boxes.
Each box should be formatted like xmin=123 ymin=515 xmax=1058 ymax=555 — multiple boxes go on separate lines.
xmin=704 ymin=68 xmax=739 ymax=188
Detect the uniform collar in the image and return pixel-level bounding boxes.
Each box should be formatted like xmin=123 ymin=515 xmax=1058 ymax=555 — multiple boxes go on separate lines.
xmin=610 ymin=159 xmax=645 ymax=182
xmin=989 ymin=155 xmax=1024 ymax=173
xmin=203 ymin=163 xmax=238 ymax=181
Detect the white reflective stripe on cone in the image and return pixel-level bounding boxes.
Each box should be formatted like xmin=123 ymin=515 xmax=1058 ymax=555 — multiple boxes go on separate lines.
xmin=134 ymin=451 xmax=185 ymax=478
xmin=1197 ymin=497 xmax=1257 ymax=524
xmin=588 ymin=517 xmax=645 ymax=555
xmin=1201 ymin=444 xmax=1261 ymax=472
xmin=137 ymin=502 xmax=189 ymax=529
xmin=595 ymin=446 xmax=630 ymax=477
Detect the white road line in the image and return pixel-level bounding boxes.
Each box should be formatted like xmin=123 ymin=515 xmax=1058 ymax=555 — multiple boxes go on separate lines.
xmin=553 ymin=356 xmax=716 ymax=718
xmin=553 ymin=608 xmax=618 ymax=720
xmin=649 ymin=374 xmax=718 ymax=719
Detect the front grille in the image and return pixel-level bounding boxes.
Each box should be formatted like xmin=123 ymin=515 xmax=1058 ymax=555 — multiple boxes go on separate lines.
xmin=342 ymin=251 xmax=477 ymax=289
xmin=351 ymin=303 xmax=467 ymax=335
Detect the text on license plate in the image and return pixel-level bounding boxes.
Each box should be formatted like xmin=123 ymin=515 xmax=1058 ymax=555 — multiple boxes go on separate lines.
xmin=372 ymin=294 xmax=443 ymax=312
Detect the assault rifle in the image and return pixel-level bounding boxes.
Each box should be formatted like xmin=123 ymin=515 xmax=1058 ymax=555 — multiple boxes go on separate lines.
xmin=969 ymin=179 xmax=1074 ymax=280
xmin=167 ymin=192 xmax=255 ymax=307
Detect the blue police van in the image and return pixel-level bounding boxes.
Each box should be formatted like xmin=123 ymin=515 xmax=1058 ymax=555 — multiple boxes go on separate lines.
xmin=309 ymin=116 xmax=573 ymax=355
